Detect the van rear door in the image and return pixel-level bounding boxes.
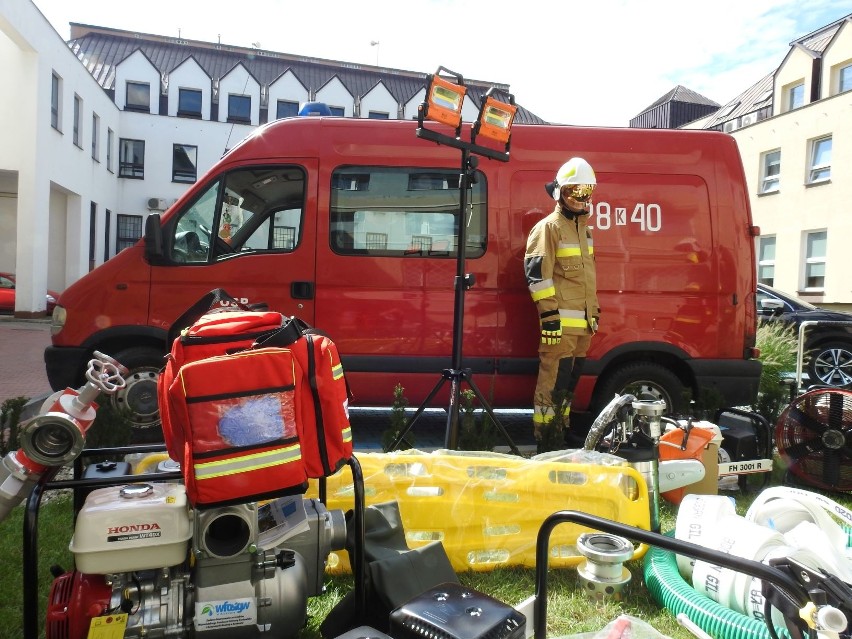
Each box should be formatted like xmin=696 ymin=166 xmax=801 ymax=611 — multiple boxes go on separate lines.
xmin=149 ymin=163 xmax=318 ymax=327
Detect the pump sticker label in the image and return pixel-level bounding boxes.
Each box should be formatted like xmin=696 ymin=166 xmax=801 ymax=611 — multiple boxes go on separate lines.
xmin=87 ymin=613 xmax=128 ymax=639
xmin=195 ymin=598 xmax=257 ymax=631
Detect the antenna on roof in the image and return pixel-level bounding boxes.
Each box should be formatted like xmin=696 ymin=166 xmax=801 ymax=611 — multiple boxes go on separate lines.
xmin=252 ymin=41 xmax=261 ymax=49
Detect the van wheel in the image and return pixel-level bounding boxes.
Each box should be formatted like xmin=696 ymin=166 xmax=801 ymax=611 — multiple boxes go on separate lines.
xmin=110 ymin=346 xmax=165 ymax=431
xmin=593 ymin=362 xmax=687 ymax=415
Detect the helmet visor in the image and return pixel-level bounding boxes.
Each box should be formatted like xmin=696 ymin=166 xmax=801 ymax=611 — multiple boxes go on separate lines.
xmin=562 ymin=183 xmax=596 ymax=202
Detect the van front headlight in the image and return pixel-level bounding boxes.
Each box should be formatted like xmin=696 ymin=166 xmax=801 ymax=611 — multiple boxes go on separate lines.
xmin=50 ymin=306 xmax=66 ymax=336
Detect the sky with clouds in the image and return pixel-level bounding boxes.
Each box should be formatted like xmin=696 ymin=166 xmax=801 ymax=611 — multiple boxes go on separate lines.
xmin=32 ymin=0 xmax=851 ymax=127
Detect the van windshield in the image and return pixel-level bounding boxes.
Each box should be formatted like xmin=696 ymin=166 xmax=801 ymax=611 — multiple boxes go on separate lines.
xmin=329 ymin=166 xmax=486 ymax=258
xmin=169 ymin=166 xmax=306 ymax=263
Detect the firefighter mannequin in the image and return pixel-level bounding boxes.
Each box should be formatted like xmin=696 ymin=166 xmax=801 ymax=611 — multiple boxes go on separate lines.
xmin=524 ymin=157 xmax=600 ymax=448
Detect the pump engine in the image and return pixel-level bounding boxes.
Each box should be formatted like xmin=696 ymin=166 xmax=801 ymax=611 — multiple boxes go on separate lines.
xmin=46 ymin=484 xmax=347 ymax=639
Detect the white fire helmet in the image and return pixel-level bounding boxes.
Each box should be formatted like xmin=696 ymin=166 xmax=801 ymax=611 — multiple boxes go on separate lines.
xmin=550 ymin=157 xmax=597 ymax=201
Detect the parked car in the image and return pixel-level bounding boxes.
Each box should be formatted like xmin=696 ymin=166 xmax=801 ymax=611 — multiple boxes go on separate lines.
xmin=756 ymin=283 xmax=852 ymax=387
xmin=0 ymin=272 xmax=59 ymax=314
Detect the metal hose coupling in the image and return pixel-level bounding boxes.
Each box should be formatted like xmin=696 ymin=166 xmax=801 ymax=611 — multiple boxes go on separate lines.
xmin=576 ymin=532 xmax=634 ymax=600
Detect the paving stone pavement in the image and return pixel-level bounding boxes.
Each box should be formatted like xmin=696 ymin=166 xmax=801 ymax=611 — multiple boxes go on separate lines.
xmin=0 ymin=317 xmax=53 ymax=403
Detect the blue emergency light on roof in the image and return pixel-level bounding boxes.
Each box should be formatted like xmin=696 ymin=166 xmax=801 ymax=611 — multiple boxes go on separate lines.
xmin=298 ymin=101 xmax=333 ymax=116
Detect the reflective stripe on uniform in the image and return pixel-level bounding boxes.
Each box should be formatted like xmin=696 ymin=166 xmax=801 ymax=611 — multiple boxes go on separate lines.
xmin=194 ymin=444 xmax=302 ymax=480
xmin=587 ymin=237 xmax=594 ymax=255
xmin=559 ymin=309 xmax=588 ymax=329
xmin=533 ymin=404 xmax=571 ymax=424
xmin=529 ymin=278 xmax=556 ymax=301
xmin=556 ymin=242 xmax=581 ymax=258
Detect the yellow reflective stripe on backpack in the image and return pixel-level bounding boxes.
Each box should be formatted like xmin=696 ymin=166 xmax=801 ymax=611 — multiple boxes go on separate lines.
xmin=332 ymin=363 xmax=344 ymax=380
xmin=194 ymin=444 xmax=302 ymax=480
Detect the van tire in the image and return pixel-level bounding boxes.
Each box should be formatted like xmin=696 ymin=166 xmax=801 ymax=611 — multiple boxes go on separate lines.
xmin=110 ymin=346 xmax=165 ymax=431
xmin=593 ymin=362 xmax=687 ymax=415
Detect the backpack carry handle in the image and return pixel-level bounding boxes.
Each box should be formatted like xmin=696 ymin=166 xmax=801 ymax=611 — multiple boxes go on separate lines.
xmin=253 ymin=315 xmax=316 ymax=349
xmin=167 ymin=288 xmax=266 ymax=345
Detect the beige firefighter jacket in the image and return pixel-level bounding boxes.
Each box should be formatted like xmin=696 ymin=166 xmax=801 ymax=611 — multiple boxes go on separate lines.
xmin=524 ymin=205 xmax=599 ymax=335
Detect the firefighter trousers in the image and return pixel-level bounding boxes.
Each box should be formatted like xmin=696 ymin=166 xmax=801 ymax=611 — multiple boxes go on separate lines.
xmin=533 ymin=333 xmax=592 ymax=437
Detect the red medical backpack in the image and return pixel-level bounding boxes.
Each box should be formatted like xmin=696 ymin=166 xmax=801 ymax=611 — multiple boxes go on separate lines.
xmin=157 ymin=290 xmax=353 ymax=506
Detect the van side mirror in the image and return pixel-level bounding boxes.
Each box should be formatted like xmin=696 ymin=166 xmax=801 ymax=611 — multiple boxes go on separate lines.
xmin=144 ymin=214 xmax=165 ymax=264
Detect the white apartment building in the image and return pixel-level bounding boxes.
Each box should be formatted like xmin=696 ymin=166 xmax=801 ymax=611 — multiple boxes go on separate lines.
xmin=683 ymin=13 xmax=852 ymax=311
xmin=0 ymin=0 xmax=542 ymax=317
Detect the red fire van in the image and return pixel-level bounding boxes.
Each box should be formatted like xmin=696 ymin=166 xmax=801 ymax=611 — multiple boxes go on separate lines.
xmin=45 ymin=117 xmax=761 ymax=429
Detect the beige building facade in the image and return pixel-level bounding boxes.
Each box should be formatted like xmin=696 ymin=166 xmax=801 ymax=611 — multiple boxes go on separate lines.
xmin=685 ymin=14 xmax=852 ymax=310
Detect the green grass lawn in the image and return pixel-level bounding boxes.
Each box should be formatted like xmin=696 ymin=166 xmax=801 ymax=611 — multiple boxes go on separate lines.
xmin=2 ymin=465 xmax=849 ymax=639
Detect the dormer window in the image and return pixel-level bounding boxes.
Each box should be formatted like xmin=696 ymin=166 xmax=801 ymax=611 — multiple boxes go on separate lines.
xmin=178 ymin=88 xmax=202 ymax=118
xmin=125 ymin=81 xmax=150 ymax=112
xmin=227 ymin=94 xmax=251 ymax=123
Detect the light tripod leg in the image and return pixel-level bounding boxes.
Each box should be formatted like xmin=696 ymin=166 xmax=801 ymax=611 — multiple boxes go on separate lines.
xmin=461 ymin=371 xmax=522 ymax=456
xmin=387 ymin=374 xmax=448 ymax=451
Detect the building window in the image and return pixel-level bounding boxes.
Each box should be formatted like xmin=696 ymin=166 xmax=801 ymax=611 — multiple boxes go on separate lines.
xmin=788 ymin=83 xmax=804 ymax=111
xmin=104 ymin=210 xmax=111 ymax=261
xmin=757 ymin=236 xmax=776 ymax=286
xmin=116 ymin=214 xmax=143 ymax=251
xmin=368 ymin=111 xmax=390 ymax=119
xmin=91 ymin=113 xmax=100 ymax=161
xmin=227 ymin=94 xmax=251 ymax=123
xmin=178 ymin=88 xmax=202 ymax=117
xmin=73 ymin=95 xmax=82 ymax=147
xmin=803 ymin=230 xmax=826 ymax=290
xmin=107 ymin=129 xmax=114 ymax=172
xmin=276 ymin=100 xmax=299 ymax=119
xmin=118 ymin=138 xmax=145 ymax=179
xmin=329 ymin=106 xmax=345 ymax=117
xmin=808 ymin=136 xmax=832 ymax=184
xmin=89 ymin=203 xmax=97 ymax=271
xmin=760 ymin=150 xmax=780 ymax=194
xmin=172 ymin=144 xmax=198 ymax=183
xmin=125 ymin=81 xmax=150 ymax=111
xmin=841 ymin=64 xmax=852 ymax=94
xmin=51 ymin=72 xmax=61 ymax=131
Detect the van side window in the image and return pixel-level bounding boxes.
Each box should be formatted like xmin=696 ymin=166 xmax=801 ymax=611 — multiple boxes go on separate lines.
xmin=329 ymin=166 xmax=486 ymax=258
xmin=168 ymin=166 xmax=306 ymax=263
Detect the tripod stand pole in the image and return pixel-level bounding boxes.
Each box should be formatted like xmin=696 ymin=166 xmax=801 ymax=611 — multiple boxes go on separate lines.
xmin=411 ymin=150 xmax=519 ymax=454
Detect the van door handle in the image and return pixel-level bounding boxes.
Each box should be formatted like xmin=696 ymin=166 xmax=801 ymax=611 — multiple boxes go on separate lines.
xmin=291 ymin=281 xmax=314 ymax=299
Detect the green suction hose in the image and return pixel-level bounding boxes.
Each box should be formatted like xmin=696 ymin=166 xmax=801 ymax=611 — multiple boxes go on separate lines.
xmin=643 ymin=537 xmax=791 ymax=639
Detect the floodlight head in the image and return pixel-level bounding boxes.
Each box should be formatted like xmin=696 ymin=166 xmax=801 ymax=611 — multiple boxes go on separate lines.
xmin=423 ymin=67 xmax=466 ymax=129
xmin=473 ymin=88 xmax=517 ymax=146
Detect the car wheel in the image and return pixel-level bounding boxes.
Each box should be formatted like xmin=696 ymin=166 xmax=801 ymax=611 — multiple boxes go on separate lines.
xmin=808 ymin=342 xmax=852 ymax=387
xmin=593 ymin=362 xmax=688 ymax=415
xmin=110 ymin=346 xmax=165 ymax=431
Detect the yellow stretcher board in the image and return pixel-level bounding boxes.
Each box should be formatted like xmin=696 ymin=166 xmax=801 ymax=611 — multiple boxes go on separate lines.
xmin=307 ymin=449 xmax=651 ymax=572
